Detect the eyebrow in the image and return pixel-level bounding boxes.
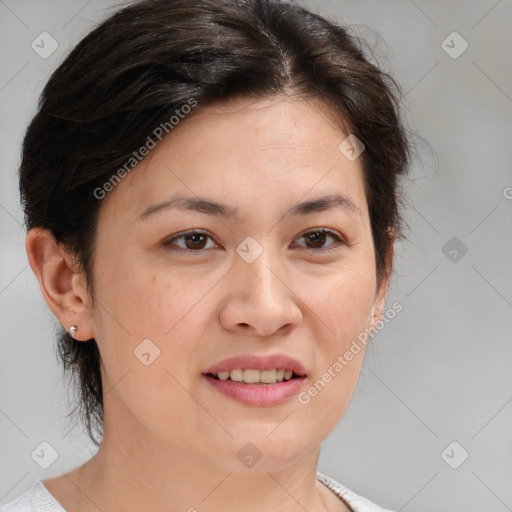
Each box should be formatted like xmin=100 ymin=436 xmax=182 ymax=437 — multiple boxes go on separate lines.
xmin=135 ymin=192 xmax=361 ymax=222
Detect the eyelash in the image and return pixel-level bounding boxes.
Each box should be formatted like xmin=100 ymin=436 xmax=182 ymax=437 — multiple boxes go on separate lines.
xmin=162 ymin=228 xmax=345 ymax=254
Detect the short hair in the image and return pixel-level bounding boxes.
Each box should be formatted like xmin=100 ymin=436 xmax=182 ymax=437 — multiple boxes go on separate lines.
xmin=19 ymin=0 xmax=414 ymax=446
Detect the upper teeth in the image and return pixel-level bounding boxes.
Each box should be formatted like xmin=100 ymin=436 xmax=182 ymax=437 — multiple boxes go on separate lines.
xmin=216 ymin=369 xmax=294 ymax=384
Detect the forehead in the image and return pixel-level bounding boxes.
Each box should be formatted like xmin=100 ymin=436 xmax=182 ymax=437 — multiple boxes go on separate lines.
xmin=181 ymin=94 xmax=351 ymax=149
xmin=99 ymin=95 xmax=367 ymax=222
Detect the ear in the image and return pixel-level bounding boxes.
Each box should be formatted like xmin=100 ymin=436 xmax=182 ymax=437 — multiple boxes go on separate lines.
xmin=368 ymin=234 xmax=394 ymax=333
xmin=25 ymin=227 xmax=95 ymax=341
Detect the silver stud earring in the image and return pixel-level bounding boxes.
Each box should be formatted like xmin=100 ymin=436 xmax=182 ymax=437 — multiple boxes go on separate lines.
xmin=69 ymin=325 xmax=77 ymax=338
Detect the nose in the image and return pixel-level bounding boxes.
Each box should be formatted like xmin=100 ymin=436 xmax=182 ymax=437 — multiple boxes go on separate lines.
xmin=218 ymin=244 xmax=303 ymax=337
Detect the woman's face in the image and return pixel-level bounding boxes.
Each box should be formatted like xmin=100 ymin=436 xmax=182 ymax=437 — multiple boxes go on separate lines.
xmin=87 ymin=95 xmax=388 ymax=470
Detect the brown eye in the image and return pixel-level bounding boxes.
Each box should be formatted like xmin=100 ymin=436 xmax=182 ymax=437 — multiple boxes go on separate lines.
xmin=293 ymin=229 xmax=344 ymax=251
xmin=163 ymin=231 xmax=218 ymax=252
xmin=185 ymin=233 xmax=208 ymax=249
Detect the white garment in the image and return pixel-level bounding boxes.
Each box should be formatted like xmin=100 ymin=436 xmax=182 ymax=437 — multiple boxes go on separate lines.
xmin=1 ymin=471 xmax=394 ymax=512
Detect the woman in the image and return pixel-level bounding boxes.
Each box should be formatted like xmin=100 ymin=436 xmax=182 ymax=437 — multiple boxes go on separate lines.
xmin=2 ymin=0 xmax=413 ymax=510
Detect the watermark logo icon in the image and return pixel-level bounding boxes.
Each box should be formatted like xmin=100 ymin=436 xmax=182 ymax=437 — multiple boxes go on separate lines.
xmin=236 ymin=236 xmax=263 ymax=263
xmin=31 ymin=32 xmax=58 ymax=59
xmin=237 ymin=442 xmax=262 ymax=468
xmin=31 ymin=441 xmax=59 ymax=469
xmin=134 ymin=338 xmax=161 ymax=366
xmin=338 ymin=134 xmax=365 ymax=161
xmin=441 ymin=32 xmax=468 ymax=59
xmin=441 ymin=441 xmax=469 ymax=469
xmin=442 ymin=236 xmax=468 ymax=263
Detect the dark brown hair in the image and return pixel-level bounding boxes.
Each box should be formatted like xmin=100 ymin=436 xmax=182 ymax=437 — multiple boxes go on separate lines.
xmin=19 ymin=0 xmax=414 ymax=446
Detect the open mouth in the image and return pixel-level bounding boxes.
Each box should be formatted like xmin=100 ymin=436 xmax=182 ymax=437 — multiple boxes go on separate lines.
xmin=202 ymin=368 xmax=307 ymax=405
xmin=204 ymin=369 xmax=305 ymax=385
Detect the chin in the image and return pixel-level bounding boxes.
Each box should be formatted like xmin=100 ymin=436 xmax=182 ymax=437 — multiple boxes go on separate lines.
xmin=202 ymin=433 xmax=315 ymax=474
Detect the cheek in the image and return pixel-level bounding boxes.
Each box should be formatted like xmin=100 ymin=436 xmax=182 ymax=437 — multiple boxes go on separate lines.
xmin=89 ymin=247 xmax=207 ymax=400
xmin=296 ymin=257 xmax=376 ymax=422
xmin=92 ymin=244 xmax=200 ymax=339
xmin=90 ymin=260 xmax=207 ymax=445
xmin=306 ymin=257 xmax=376 ymax=347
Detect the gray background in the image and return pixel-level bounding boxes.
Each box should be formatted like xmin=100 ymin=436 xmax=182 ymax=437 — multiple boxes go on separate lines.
xmin=1 ymin=0 xmax=511 ymax=510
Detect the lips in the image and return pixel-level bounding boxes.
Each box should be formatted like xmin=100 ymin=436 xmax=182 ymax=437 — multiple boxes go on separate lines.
xmin=203 ymin=353 xmax=307 ymax=377
xmin=202 ymin=354 xmax=307 ymax=406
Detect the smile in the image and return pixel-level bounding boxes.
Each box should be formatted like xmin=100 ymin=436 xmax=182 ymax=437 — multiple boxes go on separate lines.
xmin=207 ymin=368 xmax=301 ymax=384
xmin=203 ymin=372 xmax=307 ymax=406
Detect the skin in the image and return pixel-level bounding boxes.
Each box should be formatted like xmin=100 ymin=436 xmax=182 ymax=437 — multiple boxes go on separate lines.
xmin=26 ymin=94 xmax=392 ymax=512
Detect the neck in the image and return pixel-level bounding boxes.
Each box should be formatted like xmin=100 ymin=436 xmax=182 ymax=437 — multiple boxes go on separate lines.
xmin=72 ymin=415 xmax=334 ymax=512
